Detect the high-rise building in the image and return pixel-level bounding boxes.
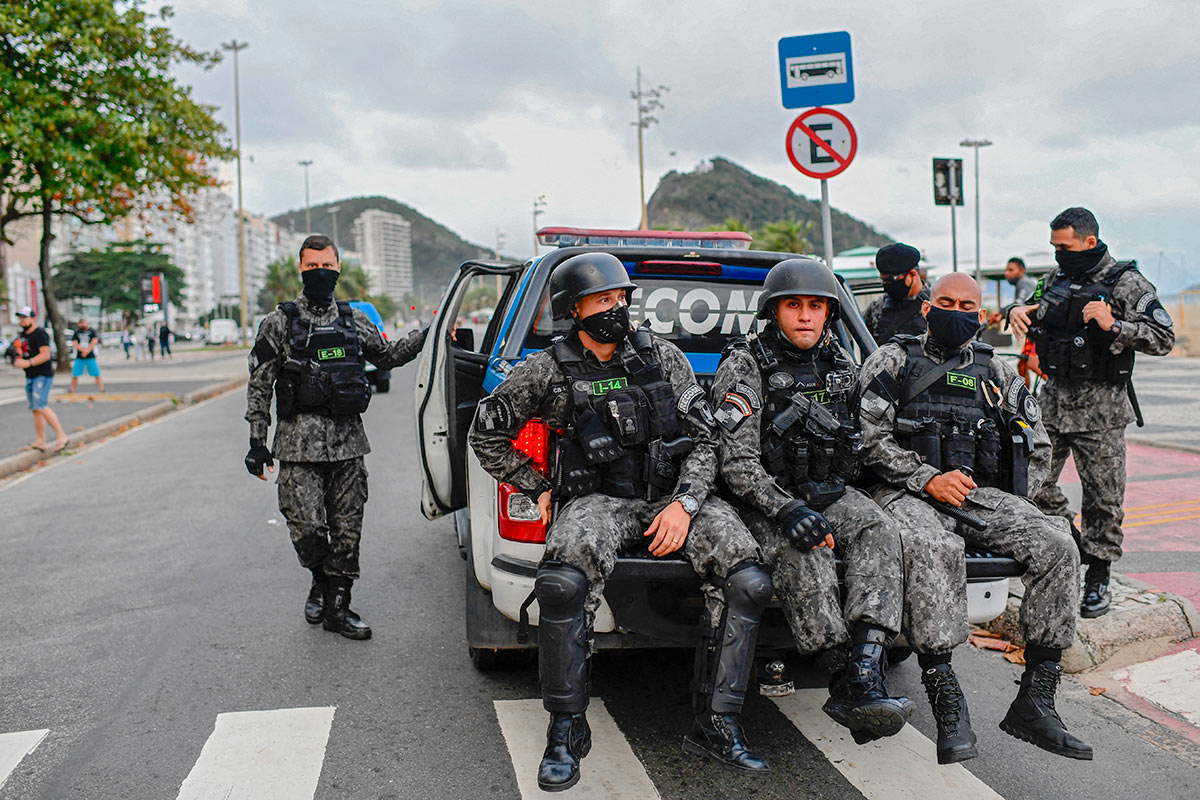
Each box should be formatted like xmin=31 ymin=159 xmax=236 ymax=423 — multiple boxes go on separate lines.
xmin=352 ymin=209 xmax=413 ymax=304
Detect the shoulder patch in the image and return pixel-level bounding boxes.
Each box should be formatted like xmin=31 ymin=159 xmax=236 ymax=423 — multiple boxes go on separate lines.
xmin=677 ymin=384 xmax=704 ymax=414
xmin=768 ymin=371 xmax=795 ymax=389
xmin=1135 ymin=292 xmax=1154 ymax=313
xmin=734 ymin=382 xmax=762 ymax=409
xmin=1153 ymin=306 xmax=1173 ymax=327
xmin=475 ymin=395 xmax=514 ymax=432
xmin=714 ymin=392 xmax=754 ymax=433
xmin=1005 ymin=376 xmax=1023 ymax=408
xmin=1023 ymin=393 xmax=1041 ymax=423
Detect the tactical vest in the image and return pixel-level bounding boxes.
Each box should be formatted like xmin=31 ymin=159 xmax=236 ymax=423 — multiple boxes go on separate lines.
xmin=872 ymin=289 xmax=929 ymax=344
xmin=1030 ymin=262 xmax=1137 ymax=384
xmin=550 ymin=329 xmax=685 ymax=500
xmin=734 ymin=329 xmax=861 ymax=510
xmin=274 ymin=301 xmax=372 ymax=419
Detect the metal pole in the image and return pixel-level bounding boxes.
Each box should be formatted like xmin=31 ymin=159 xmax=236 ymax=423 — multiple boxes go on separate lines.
xmin=328 ymin=205 xmax=340 ymax=253
xmin=636 ymin=67 xmax=647 ymax=229
xmin=819 ymin=179 xmax=834 ymax=270
xmin=298 ymin=160 xmax=313 ymax=235
xmin=222 ymin=39 xmax=249 ymax=345
xmin=972 ymin=148 xmax=981 ymax=282
xmin=532 ymin=195 xmax=546 ymax=257
xmin=949 ymin=159 xmax=959 ymax=272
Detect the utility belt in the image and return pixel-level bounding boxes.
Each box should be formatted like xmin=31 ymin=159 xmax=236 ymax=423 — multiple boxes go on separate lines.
xmin=553 ymin=426 xmax=694 ymax=502
xmin=896 ymin=415 xmax=1033 ymax=496
xmin=276 ymin=356 xmax=371 ymax=419
xmin=761 ymin=389 xmax=861 ymax=511
xmin=1029 ymin=326 xmax=1134 ymax=384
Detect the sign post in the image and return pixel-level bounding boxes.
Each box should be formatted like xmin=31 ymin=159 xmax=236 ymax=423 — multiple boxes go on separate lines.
xmin=933 ymin=158 xmax=964 ymax=271
xmin=786 ymin=107 xmax=857 ymax=269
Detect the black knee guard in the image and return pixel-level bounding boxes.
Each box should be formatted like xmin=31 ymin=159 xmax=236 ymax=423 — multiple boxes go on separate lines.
xmin=703 ymin=562 xmax=772 ymax=715
xmin=535 ymin=562 xmax=590 ymax=714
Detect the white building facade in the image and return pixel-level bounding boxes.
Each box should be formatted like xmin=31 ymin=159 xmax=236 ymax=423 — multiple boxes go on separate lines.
xmin=352 ymin=209 xmax=414 ymax=303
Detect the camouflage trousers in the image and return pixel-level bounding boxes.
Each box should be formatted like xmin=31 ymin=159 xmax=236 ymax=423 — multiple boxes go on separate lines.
xmin=544 ymin=493 xmax=763 ymax=629
xmin=743 ymin=486 xmax=904 ymax=655
xmin=1034 ymin=427 xmax=1127 ymax=564
xmin=875 ymin=487 xmax=1079 ymax=653
xmin=276 ymin=458 xmax=368 ymax=580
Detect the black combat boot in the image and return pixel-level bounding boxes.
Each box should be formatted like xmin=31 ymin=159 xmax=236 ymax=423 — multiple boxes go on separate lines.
xmin=537 ymin=712 xmax=591 ymax=792
xmin=1081 ymin=560 xmax=1112 ymax=618
xmin=921 ymin=663 xmax=978 ymax=764
xmin=304 ymin=569 xmax=326 ymax=624
xmin=1000 ymin=660 xmax=1093 ymax=760
xmin=822 ymin=626 xmax=914 ymax=738
xmin=684 ymin=713 xmax=770 ymax=773
xmin=322 ymin=577 xmax=372 ymax=640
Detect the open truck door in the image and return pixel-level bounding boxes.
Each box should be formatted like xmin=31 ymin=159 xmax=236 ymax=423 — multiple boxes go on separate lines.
xmin=414 ymin=261 xmax=524 ymax=519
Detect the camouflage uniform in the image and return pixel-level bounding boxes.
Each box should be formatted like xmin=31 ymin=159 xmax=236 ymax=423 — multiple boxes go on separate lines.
xmin=1031 ymin=254 xmax=1175 ymax=563
xmin=468 ymin=331 xmax=763 ymax=629
xmin=857 ymin=334 xmax=1079 ymax=653
xmin=245 ymin=294 xmax=427 ymax=579
xmin=863 ymin=286 xmax=930 ymax=345
xmin=712 ymin=329 xmax=903 ymax=654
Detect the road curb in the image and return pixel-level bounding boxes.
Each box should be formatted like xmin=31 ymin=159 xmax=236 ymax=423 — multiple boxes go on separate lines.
xmin=1127 ymin=434 xmax=1200 ymax=454
xmin=0 ymin=375 xmax=246 ymax=481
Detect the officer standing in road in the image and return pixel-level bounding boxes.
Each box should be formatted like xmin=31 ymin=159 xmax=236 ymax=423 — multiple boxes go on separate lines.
xmin=244 ymin=234 xmax=427 ymax=640
xmin=863 ymin=243 xmax=929 ymax=345
xmin=857 ymin=272 xmax=1093 ymax=763
xmin=1009 ymin=208 xmax=1175 ymax=617
xmin=712 ymin=258 xmax=913 ymax=742
xmin=469 ymin=253 xmax=773 ymax=791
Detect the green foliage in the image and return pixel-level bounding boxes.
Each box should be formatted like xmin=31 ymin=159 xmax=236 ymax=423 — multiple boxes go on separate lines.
xmin=754 ymin=219 xmax=817 ymax=254
xmin=257 ymin=257 xmax=301 ymax=312
xmin=462 ymin=285 xmax=498 ymax=313
xmin=55 ymin=240 xmax=185 ymax=317
xmin=334 ymin=266 xmax=372 ymax=302
xmin=703 ymin=217 xmax=750 ymax=233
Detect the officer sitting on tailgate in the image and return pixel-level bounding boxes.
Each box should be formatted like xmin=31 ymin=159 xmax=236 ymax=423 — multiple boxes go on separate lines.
xmin=863 ymin=243 xmax=930 ymax=345
xmin=711 ymin=258 xmax=914 ymax=742
xmin=244 ymin=234 xmax=427 ymax=640
xmin=469 ymin=252 xmax=773 ymax=791
xmin=857 ymin=272 xmax=1093 ymax=763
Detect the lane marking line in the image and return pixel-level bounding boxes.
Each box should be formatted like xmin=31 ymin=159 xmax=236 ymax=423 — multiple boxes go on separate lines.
xmin=493 ymin=699 xmax=660 ymax=799
xmin=0 ymin=729 xmax=49 ymax=791
xmin=176 ymin=707 xmax=335 ymax=800
xmin=1125 ymin=512 xmax=1200 ymax=529
xmin=1123 ymin=499 xmax=1200 ymax=513
xmin=1113 ymin=650 xmax=1200 ymax=727
xmin=772 ymin=690 xmax=1003 ymax=799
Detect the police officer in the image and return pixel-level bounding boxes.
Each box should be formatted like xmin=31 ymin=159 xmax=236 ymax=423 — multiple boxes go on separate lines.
xmin=863 ymin=243 xmax=929 ymax=345
xmin=1010 ymin=208 xmax=1175 ymax=617
xmin=712 ymin=258 xmax=913 ymax=741
xmin=857 ymin=272 xmax=1092 ymax=763
xmin=244 ymin=235 xmax=427 ymax=640
xmin=469 ymin=252 xmax=772 ymax=791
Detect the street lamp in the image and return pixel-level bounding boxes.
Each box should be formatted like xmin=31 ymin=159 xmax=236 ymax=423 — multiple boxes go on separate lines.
xmin=327 ymin=205 xmax=341 ymax=253
xmin=630 ymin=67 xmax=668 ymax=229
xmin=959 ymin=138 xmax=993 ymax=282
xmin=221 ymin=38 xmax=249 ymax=344
xmin=298 ymin=159 xmax=314 ymax=235
xmin=532 ymin=195 xmax=547 ymax=256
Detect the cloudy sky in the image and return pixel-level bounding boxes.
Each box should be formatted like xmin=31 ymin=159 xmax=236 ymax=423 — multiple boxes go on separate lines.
xmin=166 ymin=0 xmax=1200 ymax=289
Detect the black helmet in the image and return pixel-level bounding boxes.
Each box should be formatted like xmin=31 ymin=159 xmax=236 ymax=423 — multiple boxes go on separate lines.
xmin=549 ymin=252 xmax=636 ymax=320
xmin=757 ymin=257 xmax=841 ymax=319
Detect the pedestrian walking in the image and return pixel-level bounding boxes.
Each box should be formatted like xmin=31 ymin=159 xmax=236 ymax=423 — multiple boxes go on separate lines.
xmin=134 ymin=325 xmax=148 ymax=360
xmin=69 ymin=318 xmax=105 ymax=393
xmin=158 ymin=321 xmax=172 ymax=357
xmin=12 ymin=306 xmax=69 ymax=453
xmin=147 ymin=329 xmax=156 ymax=359
xmin=121 ymin=327 xmax=133 ymax=359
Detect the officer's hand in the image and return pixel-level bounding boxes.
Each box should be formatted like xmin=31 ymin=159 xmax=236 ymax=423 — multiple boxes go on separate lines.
xmin=925 ymin=470 xmax=977 ymax=507
xmin=776 ymin=500 xmax=833 ymax=550
xmin=245 ymin=438 xmax=274 ymax=480
xmin=537 ymin=491 xmax=553 ymax=526
xmin=1008 ymin=305 xmax=1037 ymax=335
xmin=1082 ymin=300 xmax=1116 ymax=331
xmin=644 ymin=500 xmax=691 ymax=557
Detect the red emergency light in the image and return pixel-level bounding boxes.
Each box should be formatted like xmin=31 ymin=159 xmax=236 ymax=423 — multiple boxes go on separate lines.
xmin=536 ymin=227 xmax=752 ymax=250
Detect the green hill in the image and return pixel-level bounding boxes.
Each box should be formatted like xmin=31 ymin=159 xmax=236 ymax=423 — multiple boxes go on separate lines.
xmin=647 ymin=157 xmax=892 ymax=251
xmin=271 ymin=196 xmax=492 ymax=300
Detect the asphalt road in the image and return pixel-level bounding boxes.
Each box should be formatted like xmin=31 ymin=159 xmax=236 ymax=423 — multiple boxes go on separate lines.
xmin=2 ymin=363 xmax=1198 ymax=799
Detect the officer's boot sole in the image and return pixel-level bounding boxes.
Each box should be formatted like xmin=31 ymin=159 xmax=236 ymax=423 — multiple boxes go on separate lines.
xmin=681 ymin=736 xmax=772 ymax=774
xmin=536 ymin=734 xmax=592 ymax=792
xmin=998 ymin=716 xmax=1094 ymax=760
xmin=1079 ymin=598 xmax=1111 ymax=619
xmin=937 ymin=741 xmax=979 ymax=765
xmin=323 ymin=618 xmax=372 ymax=640
xmin=849 ymin=697 xmax=915 ymax=739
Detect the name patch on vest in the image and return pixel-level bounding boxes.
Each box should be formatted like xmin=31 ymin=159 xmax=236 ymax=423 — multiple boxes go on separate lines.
xmin=804 ymin=389 xmax=831 ymax=405
xmin=591 ymin=377 xmax=628 ymax=396
xmin=317 ymin=346 xmax=346 ymax=361
xmin=946 ymin=372 xmax=977 ymax=391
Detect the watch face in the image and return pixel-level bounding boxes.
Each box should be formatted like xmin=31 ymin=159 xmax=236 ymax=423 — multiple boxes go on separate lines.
xmin=681 ymin=495 xmax=698 ymax=514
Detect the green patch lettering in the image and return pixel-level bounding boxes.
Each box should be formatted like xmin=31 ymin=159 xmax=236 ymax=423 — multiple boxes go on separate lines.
xmin=803 ymin=389 xmax=830 ymax=405
xmin=317 ymin=346 xmax=346 ymax=361
xmin=946 ymin=372 xmax=977 ymax=391
xmin=591 ymin=377 xmax=628 ymax=395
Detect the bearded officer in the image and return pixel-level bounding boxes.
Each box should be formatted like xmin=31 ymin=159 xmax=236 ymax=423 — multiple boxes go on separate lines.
xmin=863 ymin=243 xmax=930 ymax=345
xmin=712 ymin=258 xmax=913 ymax=741
xmin=469 ymin=252 xmax=772 ymax=791
xmin=244 ymin=234 xmax=427 ymax=640
xmin=857 ymin=272 xmax=1092 ymax=763
xmin=1009 ymin=207 xmax=1175 ymax=617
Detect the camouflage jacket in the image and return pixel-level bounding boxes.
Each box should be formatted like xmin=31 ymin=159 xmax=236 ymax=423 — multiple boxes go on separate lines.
xmin=245 ymin=294 xmax=427 ymax=461
xmin=712 ymin=326 xmax=857 ymax=519
xmin=468 ymin=329 xmax=719 ymax=507
xmin=863 ymin=286 xmax=930 ymax=344
xmin=856 ymin=333 xmax=1051 ymax=501
xmin=1035 ymin=254 xmax=1175 ymax=432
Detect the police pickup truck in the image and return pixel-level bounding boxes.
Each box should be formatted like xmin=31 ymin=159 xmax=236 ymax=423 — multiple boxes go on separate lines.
xmin=414 ymin=227 xmax=1022 ymax=668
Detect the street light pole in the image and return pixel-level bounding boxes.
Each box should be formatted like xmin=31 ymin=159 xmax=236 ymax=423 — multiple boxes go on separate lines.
xmin=532 ymin=195 xmax=547 ymax=257
xmin=327 ymin=205 xmax=341 ymax=253
xmin=959 ymin=138 xmax=993 ymax=282
xmin=630 ymin=67 xmax=667 ymax=229
xmin=221 ymin=38 xmax=249 ymax=344
xmin=298 ymin=159 xmax=314 ymax=235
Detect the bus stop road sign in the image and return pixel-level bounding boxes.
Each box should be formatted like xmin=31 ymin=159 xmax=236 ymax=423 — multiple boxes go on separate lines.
xmin=786 ymin=107 xmax=857 ymax=180
xmin=778 ymin=31 xmax=854 ymax=108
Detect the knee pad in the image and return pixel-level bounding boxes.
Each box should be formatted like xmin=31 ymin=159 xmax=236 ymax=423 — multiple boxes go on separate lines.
xmin=535 ymin=563 xmax=588 ymax=611
xmin=724 ymin=562 xmax=773 ymax=611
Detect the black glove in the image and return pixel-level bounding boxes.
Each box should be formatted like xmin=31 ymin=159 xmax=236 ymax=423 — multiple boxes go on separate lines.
xmin=776 ymin=499 xmax=832 ymax=550
xmin=245 ymin=438 xmax=274 ymax=477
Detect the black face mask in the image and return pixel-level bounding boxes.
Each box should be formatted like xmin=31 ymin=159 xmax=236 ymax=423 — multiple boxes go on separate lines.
xmin=1054 ymin=240 xmax=1107 ymax=279
xmin=883 ymin=276 xmax=911 ymax=300
xmin=926 ymin=307 xmax=980 ymax=349
xmin=301 ymin=268 xmax=340 ymax=305
xmin=1005 ymin=275 xmax=1021 ymax=286
xmin=578 ymin=304 xmax=631 ymax=344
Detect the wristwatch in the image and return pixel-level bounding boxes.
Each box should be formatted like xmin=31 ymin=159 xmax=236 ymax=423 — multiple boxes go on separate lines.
xmin=675 ymin=494 xmax=700 ymax=517
xmin=1110 ymin=320 xmax=1123 ymax=337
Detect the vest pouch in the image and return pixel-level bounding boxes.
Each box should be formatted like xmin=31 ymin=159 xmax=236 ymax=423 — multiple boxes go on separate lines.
xmin=941 ymin=421 xmax=976 ymax=473
xmin=973 ymin=419 xmax=1001 ymax=487
xmin=604 ymin=394 xmax=647 ymax=449
xmin=295 ymin=361 xmax=332 ymax=410
xmin=1104 ymin=348 xmax=1134 ymax=384
xmin=329 ymin=376 xmax=371 ymax=416
xmin=555 ymin=439 xmax=601 ymax=498
xmin=275 ymin=358 xmax=304 ymax=420
xmin=832 ymin=423 xmax=862 ymax=483
xmin=1039 ymin=337 xmax=1072 ymax=379
xmin=1036 ymin=284 xmax=1072 ymax=329
xmin=786 ymin=438 xmax=810 ymax=489
xmin=906 ymin=420 xmax=942 ymax=469
xmin=599 ymin=453 xmax=640 ymax=498
xmin=641 ymin=381 xmax=678 ymax=439
xmin=1067 ymin=335 xmax=1092 ymax=381
xmin=809 ymin=433 xmax=836 ymax=482
xmin=763 ymin=440 xmax=788 ymax=476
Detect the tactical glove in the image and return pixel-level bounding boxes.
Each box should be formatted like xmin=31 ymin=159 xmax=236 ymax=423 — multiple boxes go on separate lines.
xmin=776 ymin=499 xmax=832 ymax=550
xmin=245 ymin=438 xmax=274 ymax=477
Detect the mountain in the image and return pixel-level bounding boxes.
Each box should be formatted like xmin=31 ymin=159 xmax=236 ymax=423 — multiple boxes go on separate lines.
xmin=647 ymin=157 xmax=892 ymax=250
xmin=271 ymin=196 xmax=492 ymax=300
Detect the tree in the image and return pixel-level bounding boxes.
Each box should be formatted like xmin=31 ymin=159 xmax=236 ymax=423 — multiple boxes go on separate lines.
xmin=0 ymin=1 xmax=233 ymax=370
xmin=754 ymin=219 xmax=817 ymax=254
xmin=463 ymin=285 xmax=498 ymax=313
xmin=703 ymin=216 xmax=750 ymax=233
xmin=55 ymin=240 xmax=185 ymax=321
xmin=334 ymin=266 xmax=372 ymax=302
xmin=257 ymin=257 xmax=301 ymax=312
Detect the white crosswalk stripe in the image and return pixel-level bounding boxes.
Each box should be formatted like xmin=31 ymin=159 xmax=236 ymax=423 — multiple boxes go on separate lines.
xmin=494 ymin=699 xmax=661 ymax=799
xmin=175 ymin=706 xmax=336 ymax=800
xmin=0 ymin=729 xmax=48 ymax=791
xmin=772 ymin=689 xmax=1004 ymax=799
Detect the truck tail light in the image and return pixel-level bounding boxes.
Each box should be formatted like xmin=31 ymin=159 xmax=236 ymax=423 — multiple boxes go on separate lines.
xmin=498 ymin=418 xmax=552 ymax=544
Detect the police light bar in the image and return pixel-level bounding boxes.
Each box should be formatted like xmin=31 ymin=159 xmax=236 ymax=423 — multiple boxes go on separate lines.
xmin=536 ymin=227 xmax=752 ymax=250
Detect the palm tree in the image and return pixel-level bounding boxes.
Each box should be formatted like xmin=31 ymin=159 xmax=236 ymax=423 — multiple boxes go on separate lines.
xmin=335 ymin=266 xmax=372 ymax=300
xmin=703 ymin=216 xmax=750 ymax=233
xmin=755 ymin=219 xmax=817 ymax=254
xmin=257 ymin=257 xmax=301 ymax=311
